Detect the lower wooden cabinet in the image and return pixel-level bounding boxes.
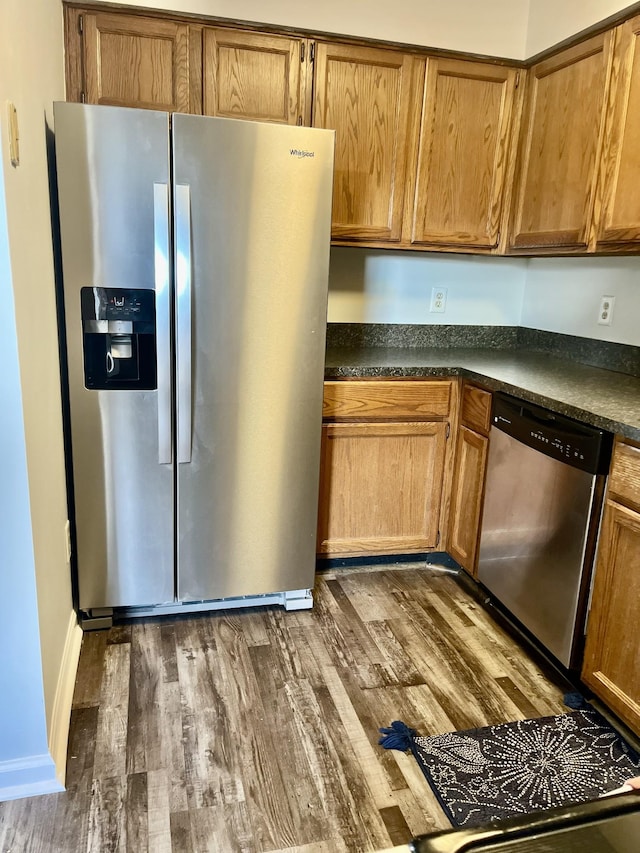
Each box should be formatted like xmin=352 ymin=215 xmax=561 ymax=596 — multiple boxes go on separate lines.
xmin=582 ymin=441 xmax=640 ymax=735
xmin=447 ymin=426 xmax=488 ymax=575
xmin=317 ymin=380 xmax=453 ymax=558
xmin=317 ymin=421 xmax=448 ymax=557
xmin=447 ymin=383 xmax=492 ymax=576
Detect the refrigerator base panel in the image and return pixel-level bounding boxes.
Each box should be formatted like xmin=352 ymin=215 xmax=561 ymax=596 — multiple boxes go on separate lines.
xmin=80 ymin=588 xmax=313 ymax=629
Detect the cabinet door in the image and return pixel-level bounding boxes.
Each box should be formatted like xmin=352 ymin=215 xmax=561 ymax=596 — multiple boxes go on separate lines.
xmin=447 ymin=426 xmax=489 ymax=575
xmin=77 ymin=11 xmax=191 ymax=112
xmin=313 ymin=43 xmax=414 ymax=243
xmin=409 ymin=58 xmax=519 ymax=249
xmin=596 ymin=15 xmax=640 ymax=247
xmin=317 ymin=421 xmax=447 ymax=557
xmin=510 ymin=34 xmax=613 ymax=251
xmin=582 ymin=500 xmax=640 ymax=735
xmin=202 ymin=29 xmax=309 ymax=124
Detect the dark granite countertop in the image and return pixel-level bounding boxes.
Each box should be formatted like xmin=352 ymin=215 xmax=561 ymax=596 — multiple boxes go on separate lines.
xmin=324 ymin=345 xmax=640 ymax=442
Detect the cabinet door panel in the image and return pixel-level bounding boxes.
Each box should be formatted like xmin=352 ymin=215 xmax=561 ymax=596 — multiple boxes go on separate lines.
xmin=510 ymin=35 xmax=612 ymax=250
xmin=582 ymin=500 xmax=640 ymax=734
xmin=82 ymin=12 xmax=190 ymax=111
xmin=317 ymin=422 xmax=447 ymax=556
xmin=203 ymin=29 xmax=306 ymax=124
xmin=411 ymin=59 xmax=518 ymax=249
xmin=313 ymin=43 xmax=413 ymax=242
xmin=448 ymin=427 xmax=488 ymax=575
xmin=597 ymin=15 xmax=640 ymax=246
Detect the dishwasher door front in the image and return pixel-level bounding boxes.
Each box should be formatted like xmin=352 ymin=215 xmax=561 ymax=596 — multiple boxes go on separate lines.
xmin=477 ymin=426 xmax=599 ymax=668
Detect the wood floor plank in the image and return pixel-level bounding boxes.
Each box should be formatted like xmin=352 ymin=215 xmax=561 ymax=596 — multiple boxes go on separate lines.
xmin=335 ymin=667 xmax=411 ymax=794
xmin=365 ymin=619 xmax=427 ymax=687
xmin=86 ymin=775 xmax=127 ymax=853
xmin=247 ymin=642 xmax=329 ymax=848
xmin=174 ymin=617 xmax=244 ymax=810
xmin=321 ymin=664 xmax=397 ymax=810
xmin=107 ymin=624 xmax=133 ymax=645
xmin=393 ymin=787 xmax=445 ymax=838
xmin=125 ymin=771 xmax=148 ymax=852
xmin=495 ymin=675 xmax=545 ymax=720
xmin=92 ymin=643 xmax=131 ymax=779
xmin=66 ymin=705 xmax=99 ymax=790
xmin=390 ymin=750 xmax=451 ymax=834
xmin=72 ymin=631 xmax=107 ymax=709
xmin=206 ymin=613 xmax=300 ymax=851
xmin=283 ymin=678 xmax=392 ymax=852
xmin=159 ymin=621 xmax=179 ymax=684
xmin=236 ymin=607 xmax=271 ymax=647
xmin=146 ymin=769 xmax=172 ymax=853
xmin=379 ymin=804 xmax=412 ymax=846
xmin=169 ymin=810 xmax=194 ymax=853
xmin=127 ymin=622 xmax=164 ymax=775
xmin=336 ymin=572 xmax=408 ymax=622
xmin=158 ymin=680 xmax=189 ymax=814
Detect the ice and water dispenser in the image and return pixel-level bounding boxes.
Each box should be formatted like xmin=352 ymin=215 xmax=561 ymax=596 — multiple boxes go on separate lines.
xmin=81 ymin=287 xmax=157 ymax=390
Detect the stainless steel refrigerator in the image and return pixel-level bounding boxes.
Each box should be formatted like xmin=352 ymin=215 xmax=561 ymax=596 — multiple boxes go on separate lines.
xmin=54 ymin=102 xmax=335 ymax=628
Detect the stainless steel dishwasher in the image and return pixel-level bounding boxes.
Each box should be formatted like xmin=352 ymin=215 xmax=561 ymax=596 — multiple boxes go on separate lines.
xmin=477 ymin=393 xmax=612 ymax=670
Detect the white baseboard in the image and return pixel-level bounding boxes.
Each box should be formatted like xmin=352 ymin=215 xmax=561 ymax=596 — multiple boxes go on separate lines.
xmin=48 ymin=609 xmax=83 ymax=787
xmin=0 ymin=753 xmax=63 ymax=802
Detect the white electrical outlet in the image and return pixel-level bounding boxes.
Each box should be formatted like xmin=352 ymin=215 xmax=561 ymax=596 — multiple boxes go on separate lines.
xmin=430 ymin=287 xmax=447 ymax=313
xmin=598 ymin=295 xmax=615 ymax=325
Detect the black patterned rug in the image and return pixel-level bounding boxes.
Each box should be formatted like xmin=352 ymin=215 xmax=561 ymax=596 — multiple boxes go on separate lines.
xmin=379 ymin=708 xmax=640 ymax=828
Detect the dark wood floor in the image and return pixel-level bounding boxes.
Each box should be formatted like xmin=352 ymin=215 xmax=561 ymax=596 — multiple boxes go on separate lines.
xmin=0 ymin=565 xmax=570 ymax=852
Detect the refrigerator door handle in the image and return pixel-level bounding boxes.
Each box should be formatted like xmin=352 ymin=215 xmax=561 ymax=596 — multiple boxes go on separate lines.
xmin=175 ymin=183 xmax=193 ymax=464
xmin=154 ymin=182 xmax=172 ymax=465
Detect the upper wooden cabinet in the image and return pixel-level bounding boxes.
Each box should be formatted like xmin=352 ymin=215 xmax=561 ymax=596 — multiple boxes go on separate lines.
xmin=65 ymin=8 xmax=192 ymax=112
xmin=509 ymin=34 xmax=613 ymax=252
xmin=202 ymin=29 xmax=311 ymax=124
xmin=595 ymin=14 xmax=640 ymax=248
xmin=64 ymin=4 xmax=640 ymax=257
xmin=312 ymin=43 xmax=415 ymax=243
xmin=407 ymin=58 xmax=520 ymax=250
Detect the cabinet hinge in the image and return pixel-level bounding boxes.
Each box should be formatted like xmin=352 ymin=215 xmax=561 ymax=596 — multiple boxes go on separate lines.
xmin=78 ymin=13 xmax=83 ymax=35
xmin=446 ymin=423 xmax=451 ymax=440
xmin=310 ymin=42 xmax=315 ymax=63
xmin=436 ymin=530 xmax=441 ymax=547
xmin=496 ymin=230 xmax=501 ymax=246
xmin=297 ymin=115 xmax=303 ymax=126
xmin=515 ymin=71 xmax=520 ymax=89
xmin=80 ymin=91 xmax=86 ymax=103
xmin=300 ymin=43 xmax=305 ymax=63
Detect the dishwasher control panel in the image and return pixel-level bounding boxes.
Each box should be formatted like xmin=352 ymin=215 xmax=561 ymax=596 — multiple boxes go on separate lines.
xmin=492 ymin=393 xmax=612 ymax=474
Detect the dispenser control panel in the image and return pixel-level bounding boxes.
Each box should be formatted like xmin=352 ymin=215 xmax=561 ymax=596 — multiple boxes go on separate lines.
xmin=81 ymin=287 xmax=155 ymax=331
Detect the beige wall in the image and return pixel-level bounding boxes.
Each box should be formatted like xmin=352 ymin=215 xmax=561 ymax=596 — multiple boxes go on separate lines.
xmin=83 ymin=0 xmax=531 ymax=58
xmin=526 ymin=1 xmax=636 ymax=55
xmin=0 ymin=0 xmax=73 ymax=739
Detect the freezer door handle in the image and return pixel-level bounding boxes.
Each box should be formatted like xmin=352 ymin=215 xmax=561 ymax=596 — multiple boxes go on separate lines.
xmin=175 ymin=183 xmax=193 ymax=464
xmin=154 ymin=183 xmax=172 ymax=465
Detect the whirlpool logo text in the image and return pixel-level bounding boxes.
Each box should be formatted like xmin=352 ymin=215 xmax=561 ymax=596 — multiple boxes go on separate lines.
xmin=290 ymin=149 xmax=315 ymax=159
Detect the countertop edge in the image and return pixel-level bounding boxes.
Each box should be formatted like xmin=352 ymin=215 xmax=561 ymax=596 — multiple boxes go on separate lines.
xmin=323 ymin=362 xmax=640 ymax=443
